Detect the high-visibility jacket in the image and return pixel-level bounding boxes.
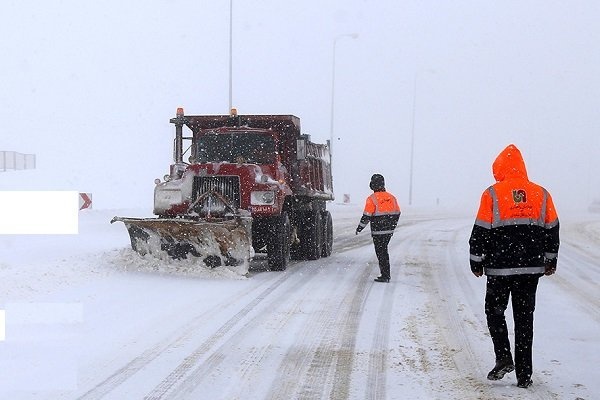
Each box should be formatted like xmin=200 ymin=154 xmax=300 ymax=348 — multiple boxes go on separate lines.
xmin=469 ymin=144 xmax=560 ymax=276
xmin=357 ymin=190 xmax=401 ymax=235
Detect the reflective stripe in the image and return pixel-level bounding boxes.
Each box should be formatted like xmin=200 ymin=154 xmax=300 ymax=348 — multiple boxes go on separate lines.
xmin=373 ymin=211 xmax=401 ymax=216
xmin=545 ymin=219 xmax=559 ymax=229
xmin=490 ymin=187 xmax=501 ymax=226
xmin=485 ymin=266 xmax=545 ymax=275
xmin=544 ymin=252 xmax=558 ymax=259
xmin=474 ymin=218 xmax=491 ymax=229
xmin=491 ymin=218 xmax=546 ymax=228
xmin=370 ymin=194 xmax=378 ymax=213
xmin=470 ymin=254 xmax=484 ymax=262
xmin=372 ymin=229 xmax=395 ymax=235
xmin=541 ymin=188 xmax=548 ymax=223
xmin=358 ymin=222 xmax=368 ymax=228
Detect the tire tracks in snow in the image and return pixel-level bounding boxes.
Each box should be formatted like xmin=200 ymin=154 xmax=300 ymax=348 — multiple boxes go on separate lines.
xmin=401 ymin=219 xmax=493 ymax=398
xmin=80 ymin=211 xmax=374 ymax=400
xmin=76 ymin=271 xmax=289 ymax=400
xmin=364 ymin=277 xmax=395 ymax=400
xmin=264 ymin=259 xmax=372 ymax=400
xmin=142 ymin=267 xmax=306 ymax=400
xmin=553 ymin=245 xmax=600 ymax=323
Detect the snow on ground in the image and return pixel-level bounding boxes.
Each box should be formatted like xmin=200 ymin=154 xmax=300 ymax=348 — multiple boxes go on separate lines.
xmin=0 ymin=200 xmax=598 ymax=399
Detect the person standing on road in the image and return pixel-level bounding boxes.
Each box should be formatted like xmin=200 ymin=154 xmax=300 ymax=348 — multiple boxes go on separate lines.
xmin=469 ymin=144 xmax=560 ymax=389
xmin=356 ymin=174 xmax=401 ymax=283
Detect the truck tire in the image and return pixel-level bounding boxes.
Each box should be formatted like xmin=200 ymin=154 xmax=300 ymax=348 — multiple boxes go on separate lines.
xmin=267 ymin=212 xmax=291 ymax=271
xmin=303 ymin=209 xmax=323 ymax=260
xmin=321 ymin=210 xmax=333 ymax=258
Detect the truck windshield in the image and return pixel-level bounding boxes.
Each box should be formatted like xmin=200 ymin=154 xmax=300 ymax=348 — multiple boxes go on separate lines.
xmin=196 ymin=132 xmax=276 ymax=164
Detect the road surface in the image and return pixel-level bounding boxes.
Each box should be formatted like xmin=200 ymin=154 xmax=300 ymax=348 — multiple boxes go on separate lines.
xmin=1 ymin=205 xmax=597 ymax=399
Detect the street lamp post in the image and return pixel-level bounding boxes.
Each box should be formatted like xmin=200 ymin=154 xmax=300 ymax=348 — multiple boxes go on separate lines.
xmin=228 ymin=0 xmax=233 ymax=112
xmin=408 ymin=74 xmax=417 ymax=206
xmin=329 ymin=33 xmax=358 ymax=154
xmin=408 ymin=70 xmax=435 ymax=206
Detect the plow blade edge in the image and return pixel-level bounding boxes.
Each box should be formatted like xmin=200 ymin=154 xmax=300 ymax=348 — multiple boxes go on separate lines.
xmin=110 ymin=216 xmax=252 ymax=267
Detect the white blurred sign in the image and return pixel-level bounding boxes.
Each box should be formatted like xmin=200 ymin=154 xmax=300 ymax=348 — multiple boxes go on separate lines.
xmin=0 ymin=191 xmax=79 ymax=234
xmin=0 ymin=310 xmax=4 ymax=341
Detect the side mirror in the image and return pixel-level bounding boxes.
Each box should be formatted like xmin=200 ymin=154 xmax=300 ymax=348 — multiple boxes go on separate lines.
xmin=169 ymin=163 xmax=186 ymax=180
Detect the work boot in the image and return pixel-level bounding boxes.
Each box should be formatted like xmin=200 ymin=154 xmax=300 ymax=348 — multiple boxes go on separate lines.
xmin=487 ymin=358 xmax=515 ymax=380
xmin=517 ymin=378 xmax=533 ymax=388
xmin=374 ymin=276 xmax=390 ymax=283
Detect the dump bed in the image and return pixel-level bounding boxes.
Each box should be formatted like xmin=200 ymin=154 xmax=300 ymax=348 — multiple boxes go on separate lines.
xmin=179 ymin=114 xmax=333 ymax=200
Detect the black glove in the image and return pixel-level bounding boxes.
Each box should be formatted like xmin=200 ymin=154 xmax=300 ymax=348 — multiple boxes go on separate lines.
xmin=544 ymin=257 xmax=557 ymax=276
xmin=470 ymin=260 xmax=483 ymax=277
xmin=355 ymin=226 xmax=362 ymax=235
xmin=469 ymin=260 xmax=484 ymax=277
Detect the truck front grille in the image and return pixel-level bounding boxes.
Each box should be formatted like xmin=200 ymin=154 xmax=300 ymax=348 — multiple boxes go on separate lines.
xmin=192 ymin=176 xmax=241 ymax=212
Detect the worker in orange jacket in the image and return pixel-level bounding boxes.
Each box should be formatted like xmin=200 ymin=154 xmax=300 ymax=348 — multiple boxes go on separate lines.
xmin=469 ymin=144 xmax=560 ymax=389
xmin=356 ymin=174 xmax=401 ymax=282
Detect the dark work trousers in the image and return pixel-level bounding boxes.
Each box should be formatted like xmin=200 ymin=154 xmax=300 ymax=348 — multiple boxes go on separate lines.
xmin=485 ymin=274 xmax=540 ymax=382
xmin=372 ymin=233 xmax=393 ymax=279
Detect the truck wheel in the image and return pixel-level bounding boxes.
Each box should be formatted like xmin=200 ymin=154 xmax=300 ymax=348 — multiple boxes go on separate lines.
xmin=303 ymin=209 xmax=323 ymax=260
xmin=268 ymin=212 xmax=291 ymax=271
xmin=321 ymin=210 xmax=333 ymax=258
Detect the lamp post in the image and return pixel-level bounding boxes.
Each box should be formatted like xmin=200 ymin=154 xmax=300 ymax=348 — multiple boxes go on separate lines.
xmin=408 ymin=74 xmax=417 ymax=206
xmin=329 ymin=33 xmax=358 ymax=154
xmin=228 ymin=0 xmax=233 ymax=112
xmin=408 ymin=69 xmax=435 ymax=206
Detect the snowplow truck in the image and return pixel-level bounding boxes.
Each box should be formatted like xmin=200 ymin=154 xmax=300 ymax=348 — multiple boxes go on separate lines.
xmin=112 ymin=108 xmax=334 ymax=271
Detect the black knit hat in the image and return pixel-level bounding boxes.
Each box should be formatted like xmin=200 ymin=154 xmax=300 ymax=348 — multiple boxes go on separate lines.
xmin=370 ymin=174 xmax=385 ymax=191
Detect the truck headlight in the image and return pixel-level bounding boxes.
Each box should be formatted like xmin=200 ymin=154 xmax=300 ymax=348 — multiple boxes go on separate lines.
xmin=251 ymin=191 xmax=275 ymax=205
xmin=155 ymin=188 xmax=183 ymax=212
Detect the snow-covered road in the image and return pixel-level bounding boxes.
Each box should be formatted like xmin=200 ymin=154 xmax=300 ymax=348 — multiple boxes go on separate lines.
xmin=1 ymin=204 xmax=598 ymax=399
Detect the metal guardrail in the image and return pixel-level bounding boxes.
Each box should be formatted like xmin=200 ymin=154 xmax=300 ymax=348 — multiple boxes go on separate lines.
xmin=0 ymin=151 xmax=36 ymax=171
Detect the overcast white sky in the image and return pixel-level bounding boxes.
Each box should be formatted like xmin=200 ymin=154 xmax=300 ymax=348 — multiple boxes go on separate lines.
xmin=1 ymin=0 xmax=599 ymax=212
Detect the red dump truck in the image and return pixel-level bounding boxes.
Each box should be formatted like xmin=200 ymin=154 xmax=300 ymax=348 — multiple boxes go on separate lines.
xmin=112 ymin=108 xmax=334 ymax=271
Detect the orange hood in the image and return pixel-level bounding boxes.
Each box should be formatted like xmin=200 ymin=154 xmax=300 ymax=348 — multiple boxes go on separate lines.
xmin=492 ymin=144 xmax=528 ymax=182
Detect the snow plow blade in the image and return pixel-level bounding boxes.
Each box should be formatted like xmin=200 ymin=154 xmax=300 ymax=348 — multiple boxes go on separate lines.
xmin=110 ymin=216 xmax=252 ymax=267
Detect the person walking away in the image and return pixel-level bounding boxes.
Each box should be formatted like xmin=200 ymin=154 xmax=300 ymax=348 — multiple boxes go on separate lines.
xmin=356 ymin=174 xmax=401 ymax=282
xmin=469 ymin=144 xmax=560 ymax=389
